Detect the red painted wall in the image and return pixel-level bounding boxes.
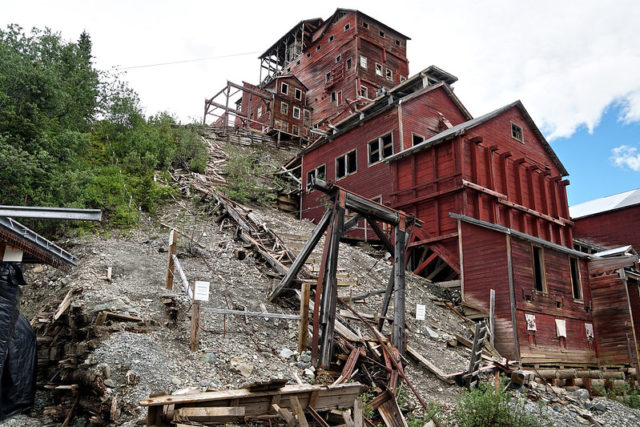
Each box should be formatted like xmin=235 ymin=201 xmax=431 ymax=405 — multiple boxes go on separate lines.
xmin=573 ymin=204 xmax=640 ymax=250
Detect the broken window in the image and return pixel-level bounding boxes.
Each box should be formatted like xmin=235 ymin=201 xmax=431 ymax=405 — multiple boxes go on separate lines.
xmin=292 ymin=125 xmax=299 ymax=135
xmin=360 ymin=85 xmax=368 ymax=98
xmin=570 ymin=257 xmax=582 ymax=300
xmin=375 ymin=63 xmax=383 ymax=76
xmin=511 ymin=122 xmax=524 ymax=143
xmin=329 ymin=35 xmax=334 ymax=42
xmin=280 ymin=102 xmax=288 ymax=115
xmin=344 ymin=23 xmax=350 ymax=31
xmin=368 ymin=133 xmax=393 ymax=165
xmin=525 ymin=313 xmax=536 ymax=331
xmin=396 ymin=39 xmax=401 ymax=46
xmin=400 ymin=75 xmax=406 ymax=82
xmin=326 ymin=72 xmax=331 ymax=84
xmin=346 ymin=58 xmax=352 ymax=70
xmin=306 ymin=52 xmax=311 ymax=58
xmin=363 ymin=22 xmax=369 ymax=29
xmin=360 ymin=56 xmax=367 ymax=69
xmin=292 ymin=106 xmax=301 ymax=119
xmin=379 ymin=30 xmax=385 ymax=37
xmin=532 ymin=246 xmax=545 ymax=292
xmin=386 ymin=68 xmax=393 ymax=81
xmin=412 ymin=134 xmax=425 ymax=146
xmin=336 ymin=55 xmax=341 ymax=63
xmin=257 ymin=106 xmax=262 ymax=118
xmin=331 ymin=91 xmax=337 ymax=102
xmin=295 ymin=88 xmax=302 ymax=101
xmin=336 ymin=150 xmax=357 ymax=179
xmin=306 ymin=164 xmax=326 ymax=189
xmin=281 ymin=82 xmax=288 ymax=95
xmin=316 ymin=45 xmax=321 ymax=51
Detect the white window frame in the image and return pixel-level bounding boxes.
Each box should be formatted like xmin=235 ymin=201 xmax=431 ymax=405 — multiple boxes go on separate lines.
xmin=336 ymin=54 xmax=341 ymax=63
xmin=375 ymin=63 xmax=383 ymax=76
xmin=295 ymin=88 xmax=302 ymax=101
xmin=360 ymin=85 xmax=368 ymax=99
xmin=570 ymin=257 xmax=583 ymax=301
xmin=306 ymin=164 xmax=326 ymax=189
xmin=257 ymin=106 xmax=263 ymax=118
xmin=368 ymin=133 xmax=394 ymax=165
xmin=344 ymin=23 xmax=350 ymax=31
xmin=360 ymin=56 xmax=367 ymax=69
xmin=292 ymin=106 xmax=301 ymax=119
xmin=336 ymin=149 xmax=358 ymax=180
xmin=385 ymin=68 xmax=393 ymax=81
xmin=292 ymin=124 xmax=299 ymax=136
xmin=411 ymin=133 xmax=425 ymax=146
xmin=280 ymin=101 xmax=288 ymax=115
xmin=281 ymin=82 xmax=288 ymax=95
xmin=346 ymin=57 xmax=352 ymax=70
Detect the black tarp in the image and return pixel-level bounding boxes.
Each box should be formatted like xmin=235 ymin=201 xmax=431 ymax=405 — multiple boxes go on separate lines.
xmin=0 ymin=262 xmax=36 ymax=420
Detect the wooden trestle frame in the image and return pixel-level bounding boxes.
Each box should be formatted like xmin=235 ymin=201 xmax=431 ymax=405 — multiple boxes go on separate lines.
xmin=269 ymin=178 xmax=420 ymax=368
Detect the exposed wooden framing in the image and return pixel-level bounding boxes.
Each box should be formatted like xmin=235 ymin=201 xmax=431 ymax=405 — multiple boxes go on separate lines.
xmin=270 ymin=209 xmax=332 ymax=300
xmin=298 ymin=283 xmax=311 ymax=353
xmin=190 ymin=301 xmax=201 ymax=352
xmin=413 ymin=252 xmax=437 ymax=275
xmin=377 ymin=265 xmax=395 ymax=332
xmin=200 ymin=307 xmax=300 ymax=320
xmin=393 ymin=219 xmax=406 ymax=351
xmin=363 ymin=214 xmax=394 ymax=253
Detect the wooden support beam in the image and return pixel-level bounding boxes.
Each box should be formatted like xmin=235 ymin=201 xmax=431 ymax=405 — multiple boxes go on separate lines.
xmin=270 ymin=209 xmax=331 ymax=300
xmin=393 ymin=221 xmax=407 ymax=352
xmin=298 ymin=283 xmax=311 ymax=353
xmin=363 ymin=214 xmax=394 ymax=254
xmin=190 ymin=301 xmax=201 ymax=352
xmin=343 ymin=213 xmax=363 ymax=233
xmin=166 ymin=230 xmax=177 ymax=290
xmin=377 ymin=265 xmax=395 ymax=332
xmin=200 ymin=307 xmax=300 ymax=320
xmin=413 ymin=252 xmax=437 ymax=275
xmin=319 ymin=191 xmax=346 ymax=367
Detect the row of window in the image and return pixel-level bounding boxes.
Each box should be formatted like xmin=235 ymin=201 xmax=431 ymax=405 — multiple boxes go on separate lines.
xmin=361 ymin=20 xmax=403 ymax=46
xmin=306 ymin=133 xmax=394 ymax=186
xmin=279 ymin=102 xmax=301 ymax=119
xmin=359 ymin=56 xmax=400 ymax=82
xmin=531 ymin=245 xmax=583 ymax=300
xmin=274 ymin=120 xmax=300 ymax=136
xmin=280 ymin=82 xmax=303 ymax=101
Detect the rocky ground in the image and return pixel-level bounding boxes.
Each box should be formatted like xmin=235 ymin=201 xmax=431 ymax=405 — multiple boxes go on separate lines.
xmin=2 ymin=140 xmax=640 ymax=425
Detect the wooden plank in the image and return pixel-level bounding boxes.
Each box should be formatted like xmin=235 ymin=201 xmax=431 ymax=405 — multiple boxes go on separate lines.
xmin=53 ymin=289 xmax=74 ymax=321
xmin=393 ymin=222 xmax=406 ymax=351
xmin=290 ymin=396 xmax=309 ymax=427
xmin=298 ymin=283 xmax=311 ymax=353
xmin=173 ymin=407 xmax=245 ymax=423
xmin=190 ymin=301 xmax=200 ymax=352
xmin=166 ymin=230 xmax=177 ymax=290
xmin=272 ymin=404 xmax=295 ymax=426
xmin=370 ymin=390 xmax=407 ymax=427
xmin=200 ymin=307 xmax=300 ymax=320
xmin=406 ymin=346 xmax=454 ymax=384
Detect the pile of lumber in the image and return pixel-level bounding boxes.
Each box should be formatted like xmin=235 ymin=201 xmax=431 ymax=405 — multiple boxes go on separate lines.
xmin=206 ymin=126 xmax=281 ymax=148
xmin=140 ymin=381 xmax=364 ymax=426
xmin=31 ymin=288 xmax=148 ymax=424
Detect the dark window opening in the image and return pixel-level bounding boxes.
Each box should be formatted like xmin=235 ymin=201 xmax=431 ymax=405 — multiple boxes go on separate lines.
xmin=412 ymin=134 xmax=425 ymax=146
xmin=368 ymin=133 xmax=393 ymax=164
xmin=360 ymin=85 xmax=368 ymax=98
xmin=336 ymin=55 xmax=341 ymax=62
xmin=281 ymin=82 xmax=288 ymax=95
xmin=395 ymin=39 xmax=400 ymax=46
xmin=316 ymin=45 xmax=321 ymax=51
xmin=295 ymin=88 xmax=302 ymax=100
xmin=325 ymin=72 xmax=331 ymax=83
xmin=570 ymin=257 xmax=582 ymax=299
xmin=329 ymin=35 xmax=334 ymax=42
xmin=363 ymin=22 xmax=369 ymax=28
xmin=346 ymin=58 xmax=352 ymax=70
xmin=344 ymin=23 xmax=350 ymax=31
xmin=380 ymin=31 xmax=385 ymax=37
xmin=336 ymin=150 xmax=357 ymax=179
xmin=331 ymin=91 xmax=337 ymax=102
xmin=511 ymin=122 xmax=524 ymax=143
xmin=316 ymin=164 xmax=326 ymax=181
xmin=533 ymin=246 xmax=545 ymax=292
xmin=306 ymin=52 xmax=311 ymax=58
xmin=556 ymin=301 xmax=562 ymax=308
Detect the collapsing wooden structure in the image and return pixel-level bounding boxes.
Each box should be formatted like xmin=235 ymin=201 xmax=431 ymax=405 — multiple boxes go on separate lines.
xmin=270 ymin=178 xmax=419 ymax=368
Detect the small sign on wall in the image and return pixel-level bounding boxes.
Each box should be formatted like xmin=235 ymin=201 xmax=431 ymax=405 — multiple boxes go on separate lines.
xmin=194 ymin=281 xmax=210 ymax=302
xmin=3 ymin=246 xmax=23 ymax=262
xmin=416 ymin=304 xmax=426 ymax=321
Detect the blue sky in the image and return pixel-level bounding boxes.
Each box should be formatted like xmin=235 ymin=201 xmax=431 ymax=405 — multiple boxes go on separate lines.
xmin=552 ymin=103 xmax=640 ymax=206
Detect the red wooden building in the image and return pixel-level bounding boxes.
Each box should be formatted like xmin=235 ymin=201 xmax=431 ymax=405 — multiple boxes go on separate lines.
xmin=570 ymin=188 xmax=640 ymax=252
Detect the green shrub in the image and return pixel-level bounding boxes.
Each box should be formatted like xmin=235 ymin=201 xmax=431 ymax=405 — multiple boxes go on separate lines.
xmin=451 ymin=382 xmax=549 ymax=427
xmin=223 ymin=144 xmax=271 ymax=205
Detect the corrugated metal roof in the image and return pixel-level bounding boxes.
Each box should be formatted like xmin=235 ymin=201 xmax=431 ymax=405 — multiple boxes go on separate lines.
xmin=570 ymin=188 xmax=640 ymax=219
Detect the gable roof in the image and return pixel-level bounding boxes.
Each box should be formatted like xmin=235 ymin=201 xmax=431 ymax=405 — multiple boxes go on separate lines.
xmin=570 ymin=188 xmax=640 ymax=219
xmin=384 ymin=100 xmax=569 ymax=176
xmin=271 ymin=74 xmax=308 ymax=91
xmin=0 ymin=217 xmax=77 ymax=269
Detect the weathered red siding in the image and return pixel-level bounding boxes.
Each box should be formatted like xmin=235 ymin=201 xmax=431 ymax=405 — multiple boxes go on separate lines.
xmin=573 ymin=204 xmax=640 ymax=250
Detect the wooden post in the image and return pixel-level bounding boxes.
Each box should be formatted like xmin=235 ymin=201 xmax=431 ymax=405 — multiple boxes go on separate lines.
xmin=489 ymin=289 xmax=495 ymax=347
xmin=166 ymin=230 xmax=177 ymax=290
xmin=190 ymin=301 xmax=201 ymax=352
xmin=319 ymin=191 xmax=345 ymax=368
xmin=298 ymin=283 xmax=310 ymax=354
xmin=392 ymin=217 xmax=407 ymax=353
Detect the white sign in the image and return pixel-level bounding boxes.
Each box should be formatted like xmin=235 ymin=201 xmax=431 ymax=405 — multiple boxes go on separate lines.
xmin=416 ymin=304 xmax=426 ymax=321
xmin=194 ymin=281 xmax=210 ymax=302
xmin=3 ymin=246 xmax=23 ymax=262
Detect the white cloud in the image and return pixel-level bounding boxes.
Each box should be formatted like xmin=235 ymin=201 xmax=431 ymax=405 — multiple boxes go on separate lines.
xmin=1 ymin=0 xmax=640 ymax=139
xmin=611 ymin=145 xmax=640 ymax=171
